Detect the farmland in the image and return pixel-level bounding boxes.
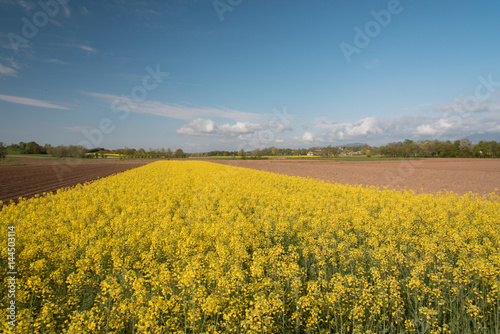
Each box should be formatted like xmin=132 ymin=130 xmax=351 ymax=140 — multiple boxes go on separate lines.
xmin=1 ymin=161 xmax=499 ymax=333
xmin=1 ymin=157 xmax=499 ymax=204
xmin=0 ymin=159 xmax=155 ymax=204
xmin=213 ymin=158 xmax=500 ymax=196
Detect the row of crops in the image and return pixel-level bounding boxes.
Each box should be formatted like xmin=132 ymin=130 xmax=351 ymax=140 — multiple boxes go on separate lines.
xmin=1 ymin=161 xmax=499 ymax=333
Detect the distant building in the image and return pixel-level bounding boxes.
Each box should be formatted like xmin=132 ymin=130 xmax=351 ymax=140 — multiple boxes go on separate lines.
xmin=307 ymin=151 xmax=314 ymax=156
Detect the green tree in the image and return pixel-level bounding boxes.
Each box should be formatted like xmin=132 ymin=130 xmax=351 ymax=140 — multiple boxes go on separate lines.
xmin=123 ymin=147 xmax=136 ymax=157
xmin=0 ymin=142 xmax=6 ymax=159
xmin=175 ymin=149 xmax=186 ymax=158
xmin=459 ymin=139 xmax=473 ymax=157
xmin=239 ymin=149 xmax=246 ymax=159
xmin=136 ymin=148 xmax=146 ymax=158
xmin=47 ymin=145 xmax=86 ymax=158
xmin=19 ymin=141 xmax=27 ymax=153
xmin=25 ymin=141 xmax=44 ymax=154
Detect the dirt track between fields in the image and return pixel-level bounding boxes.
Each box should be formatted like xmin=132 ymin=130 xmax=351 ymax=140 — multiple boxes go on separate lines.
xmin=0 ymin=160 xmax=154 ymax=204
xmin=211 ymin=158 xmax=500 ymax=196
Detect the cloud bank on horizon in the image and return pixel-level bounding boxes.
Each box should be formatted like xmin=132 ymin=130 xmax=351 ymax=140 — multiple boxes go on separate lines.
xmin=0 ymin=0 xmax=499 ymax=151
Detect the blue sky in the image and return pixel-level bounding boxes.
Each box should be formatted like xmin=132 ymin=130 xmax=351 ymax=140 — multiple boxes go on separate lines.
xmin=0 ymin=0 xmax=499 ymax=152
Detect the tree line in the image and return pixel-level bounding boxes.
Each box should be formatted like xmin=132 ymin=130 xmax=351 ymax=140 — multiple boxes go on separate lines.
xmin=377 ymin=139 xmax=500 ymax=158
xmin=0 ymin=142 xmax=186 ymax=159
xmin=114 ymin=147 xmax=186 ymax=159
xmin=1 ymin=139 xmax=499 ymax=160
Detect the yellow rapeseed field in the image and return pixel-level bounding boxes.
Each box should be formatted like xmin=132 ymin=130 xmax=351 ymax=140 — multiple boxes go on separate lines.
xmin=1 ymin=161 xmax=499 ymax=333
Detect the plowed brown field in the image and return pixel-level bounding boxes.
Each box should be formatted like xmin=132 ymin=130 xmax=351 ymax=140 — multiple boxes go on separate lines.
xmin=1 ymin=158 xmax=499 ymax=204
xmin=212 ymin=158 xmax=500 ymax=196
xmin=0 ymin=159 xmax=154 ymax=204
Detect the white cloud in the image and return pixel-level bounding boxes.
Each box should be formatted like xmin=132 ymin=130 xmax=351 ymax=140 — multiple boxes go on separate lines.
xmin=83 ymin=91 xmax=268 ymax=122
xmin=490 ymin=103 xmax=500 ymax=112
xmin=439 ymin=119 xmax=453 ymax=128
xmin=0 ymin=57 xmax=20 ymax=76
xmin=314 ymin=117 xmax=383 ymax=137
xmin=437 ymin=96 xmax=491 ymax=114
xmin=16 ymin=0 xmax=34 ymax=11
xmin=176 ymin=116 xmax=293 ymax=151
xmin=302 ymin=131 xmax=314 ymax=142
xmin=303 ymin=117 xmax=384 ymax=145
xmin=346 ymin=117 xmax=383 ymax=136
xmin=303 ymin=93 xmax=500 ymax=146
xmin=416 ymin=124 xmax=436 ymax=136
xmin=304 ymin=107 xmax=500 ymax=146
xmin=78 ymin=45 xmax=97 ymax=53
xmin=177 ymin=118 xmax=269 ymax=137
xmin=177 ymin=118 xmax=216 ymax=135
xmin=85 ymin=90 xmax=500 ymax=148
xmin=61 ymin=2 xmax=70 ymax=17
xmin=0 ymin=64 xmax=17 ymax=77
xmin=416 ymin=119 xmax=453 ymax=136
xmin=219 ymin=121 xmax=265 ymax=134
xmin=42 ymin=58 xmax=69 ymax=65
xmin=0 ymin=35 xmax=29 ymax=50
xmin=0 ymin=94 xmax=70 ymax=110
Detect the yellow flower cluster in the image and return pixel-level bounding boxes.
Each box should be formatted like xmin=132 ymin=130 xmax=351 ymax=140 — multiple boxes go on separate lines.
xmin=1 ymin=161 xmax=499 ymax=333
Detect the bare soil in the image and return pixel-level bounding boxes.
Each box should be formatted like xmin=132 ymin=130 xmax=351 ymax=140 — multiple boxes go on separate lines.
xmin=1 ymin=158 xmax=498 ymax=204
xmin=0 ymin=160 xmax=154 ymax=204
xmin=211 ymin=158 xmax=500 ymax=196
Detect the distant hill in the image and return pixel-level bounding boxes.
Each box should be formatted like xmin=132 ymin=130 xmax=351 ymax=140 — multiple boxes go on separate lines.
xmin=460 ymin=133 xmax=500 ymax=144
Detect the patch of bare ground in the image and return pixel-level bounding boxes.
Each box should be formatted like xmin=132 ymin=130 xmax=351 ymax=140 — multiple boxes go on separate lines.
xmin=211 ymin=158 xmax=500 ymax=196
xmin=0 ymin=160 xmax=156 ymax=204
